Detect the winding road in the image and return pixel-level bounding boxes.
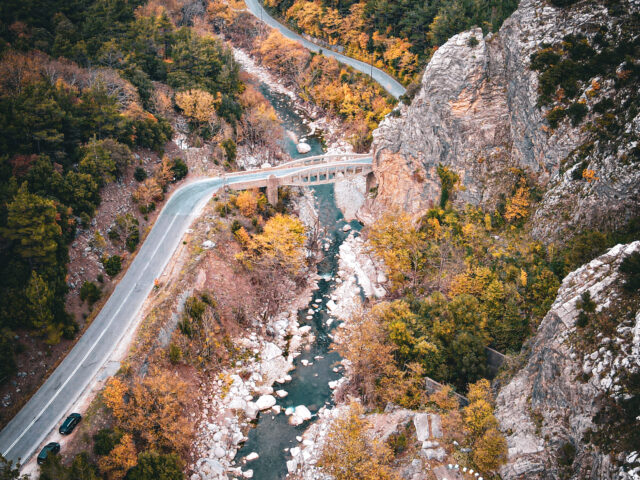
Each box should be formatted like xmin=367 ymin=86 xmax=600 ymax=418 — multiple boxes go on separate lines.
xmin=243 ymin=0 xmax=407 ymax=99
xmin=0 ymin=158 xmax=372 ymax=466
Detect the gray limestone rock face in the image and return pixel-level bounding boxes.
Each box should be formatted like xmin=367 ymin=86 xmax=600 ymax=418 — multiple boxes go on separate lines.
xmin=495 ymin=241 xmax=640 ymax=480
xmin=413 ymin=413 xmax=431 ymax=442
xmin=363 ymin=0 xmax=639 ymax=244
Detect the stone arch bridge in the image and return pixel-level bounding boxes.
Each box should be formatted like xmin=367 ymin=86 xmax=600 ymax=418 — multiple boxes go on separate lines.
xmin=221 ymin=152 xmax=375 ymax=204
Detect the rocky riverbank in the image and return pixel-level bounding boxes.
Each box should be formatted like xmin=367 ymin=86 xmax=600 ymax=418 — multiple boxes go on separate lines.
xmin=230 ymin=46 xmax=354 ymax=156
xmin=285 ymin=232 xmax=387 ymax=478
xmin=189 ymin=301 xmax=318 ymax=480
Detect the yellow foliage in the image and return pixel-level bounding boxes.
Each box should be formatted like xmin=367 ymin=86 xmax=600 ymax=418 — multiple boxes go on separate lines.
xmin=98 ymin=433 xmax=137 ymax=480
xmin=504 ymin=180 xmax=530 ymax=223
xmin=473 ymin=428 xmax=508 ymax=472
xmin=448 ymin=266 xmax=494 ymax=297
xmin=207 ymin=0 xmax=245 ymax=25
xmin=464 ymin=379 xmax=501 ymax=441
xmin=582 ymin=168 xmax=598 ymax=182
xmin=429 ymin=385 xmax=459 ymax=412
xmin=103 ymin=377 xmax=128 ymax=421
xmin=103 ymin=370 xmax=194 ymax=455
xmin=238 ymin=214 xmax=306 ymax=274
xmin=332 ymin=308 xmax=397 ymax=406
xmin=484 ymin=213 xmax=492 ymax=231
xmin=175 ymin=89 xmax=220 ymax=124
xmin=234 ymin=226 xmax=252 ymax=248
xmin=134 ymin=178 xmax=163 ymax=205
xmin=236 ymin=190 xmax=258 ymax=217
xmin=319 ymin=402 xmax=398 ymax=480
xmin=367 ymin=212 xmax=427 ymax=292
xmin=519 ymin=268 xmax=528 ymax=287
xmin=258 ymin=31 xmax=310 ymax=79
xmin=467 ymin=378 xmax=492 ymax=404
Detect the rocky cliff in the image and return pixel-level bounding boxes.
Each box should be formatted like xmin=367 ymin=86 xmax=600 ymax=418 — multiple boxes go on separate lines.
xmin=362 ymin=0 xmax=639 ymax=242
xmin=495 ymin=241 xmax=640 ymax=480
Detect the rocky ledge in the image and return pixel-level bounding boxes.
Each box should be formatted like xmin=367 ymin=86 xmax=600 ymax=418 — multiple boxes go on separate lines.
xmin=363 ymin=0 xmax=639 ymax=243
xmin=495 ymin=241 xmax=640 ymax=480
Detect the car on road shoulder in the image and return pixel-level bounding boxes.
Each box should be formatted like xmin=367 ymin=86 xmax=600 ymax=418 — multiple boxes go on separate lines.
xmin=59 ymin=413 xmax=82 ymax=434
xmin=37 ymin=442 xmax=60 ymax=465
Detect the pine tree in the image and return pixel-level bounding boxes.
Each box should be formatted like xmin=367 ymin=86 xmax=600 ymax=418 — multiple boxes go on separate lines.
xmin=25 ymin=270 xmax=54 ymax=334
xmin=4 ymin=183 xmax=62 ymax=266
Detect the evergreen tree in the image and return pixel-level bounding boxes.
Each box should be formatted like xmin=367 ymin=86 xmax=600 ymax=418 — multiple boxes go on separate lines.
xmin=4 ymin=183 xmax=62 ymax=266
xmin=25 ymin=270 xmax=55 ymax=335
xmin=125 ymin=451 xmax=184 ymax=480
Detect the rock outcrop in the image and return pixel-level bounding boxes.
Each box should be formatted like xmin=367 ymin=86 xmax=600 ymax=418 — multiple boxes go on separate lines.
xmin=495 ymin=241 xmax=640 ymax=480
xmin=363 ymin=0 xmax=639 ymax=242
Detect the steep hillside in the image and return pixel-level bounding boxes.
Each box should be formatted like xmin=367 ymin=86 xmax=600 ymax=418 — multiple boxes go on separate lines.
xmin=495 ymin=241 xmax=640 ymax=479
xmin=363 ymin=0 xmax=639 ymax=243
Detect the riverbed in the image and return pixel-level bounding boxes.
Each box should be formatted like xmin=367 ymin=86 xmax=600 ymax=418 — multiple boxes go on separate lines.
xmin=232 ymin=84 xmax=362 ymax=479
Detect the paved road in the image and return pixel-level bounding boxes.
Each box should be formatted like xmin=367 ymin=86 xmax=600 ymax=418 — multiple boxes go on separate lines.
xmin=243 ymin=0 xmax=406 ymax=99
xmin=0 ymin=158 xmax=372 ymax=466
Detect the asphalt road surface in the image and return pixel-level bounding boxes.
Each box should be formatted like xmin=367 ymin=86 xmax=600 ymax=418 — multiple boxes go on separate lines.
xmin=243 ymin=0 xmax=407 ymax=99
xmin=0 ymin=158 xmax=372 ymax=465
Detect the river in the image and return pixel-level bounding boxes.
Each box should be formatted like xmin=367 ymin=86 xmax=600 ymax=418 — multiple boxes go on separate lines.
xmin=243 ymin=0 xmax=406 ymax=99
xmin=233 ymin=83 xmax=361 ymax=479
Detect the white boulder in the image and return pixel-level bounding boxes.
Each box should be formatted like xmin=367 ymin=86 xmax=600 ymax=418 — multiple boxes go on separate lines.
xmin=256 ymin=395 xmax=277 ymax=410
xmin=297 ymin=142 xmax=311 ymax=154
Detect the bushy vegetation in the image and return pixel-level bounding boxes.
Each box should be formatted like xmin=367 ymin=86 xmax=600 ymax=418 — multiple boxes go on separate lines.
xmin=102 ymin=255 xmax=123 ymax=277
xmin=357 ymin=170 xmax=639 ymax=398
xmin=80 ymin=281 xmax=102 ymax=305
xmin=319 ymin=402 xmax=398 ymax=480
xmin=529 ymin=20 xmax=640 ymax=173
xmin=208 ymin=5 xmax=394 ymax=151
xmin=620 ymin=251 xmax=640 ymax=293
xmin=257 ymin=0 xmax=517 ymax=84
xmin=0 ymin=0 xmax=247 ymax=383
xmin=320 ymin=379 xmax=508 ymax=477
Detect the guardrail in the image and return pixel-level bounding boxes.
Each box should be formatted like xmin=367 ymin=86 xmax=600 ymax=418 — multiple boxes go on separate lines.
xmin=221 ymin=154 xmax=372 ymax=181
xmin=275 ymin=152 xmax=371 ymax=169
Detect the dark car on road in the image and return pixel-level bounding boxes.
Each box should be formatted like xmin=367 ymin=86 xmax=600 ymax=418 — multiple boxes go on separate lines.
xmin=37 ymin=442 xmax=60 ymax=465
xmin=59 ymin=413 xmax=82 ymax=434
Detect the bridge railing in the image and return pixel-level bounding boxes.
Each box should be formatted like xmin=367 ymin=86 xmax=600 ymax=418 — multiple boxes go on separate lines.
xmin=279 ymin=163 xmax=373 ymax=186
xmin=274 ymin=152 xmax=371 ymax=169
xmin=220 ymin=153 xmax=372 ymax=181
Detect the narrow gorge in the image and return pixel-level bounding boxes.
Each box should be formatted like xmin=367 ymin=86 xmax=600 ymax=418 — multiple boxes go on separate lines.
xmin=0 ymin=0 xmax=638 ymax=479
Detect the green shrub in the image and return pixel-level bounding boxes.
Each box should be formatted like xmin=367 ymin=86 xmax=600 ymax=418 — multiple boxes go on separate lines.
xmin=546 ymin=107 xmax=566 ymax=129
xmin=557 ymin=441 xmax=576 ymax=467
xmin=619 ymin=252 xmax=640 ymax=293
xmin=231 ymin=219 xmax=242 ymax=233
xmin=171 ymin=158 xmax=188 ymax=182
xmin=467 ymin=36 xmax=479 ymax=47
xmin=530 ymin=48 xmax=561 ymax=71
xmin=169 ymin=343 xmax=182 ymax=364
xmin=103 ymin=255 xmax=122 ymax=277
xmin=126 ymin=451 xmax=184 ymax=480
xmin=126 ymin=227 xmax=140 ymax=252
xmin=200 ymin=291 xmax=217 ymax=308
xmin=185 ymin=296 xmax=206 ymax=321
xmin=567 ymin=102 xmax=588 ymax=126
xmin=577 ymin=291 xmax=596 ymax=313
xmin=549 ymin=0 xmax=579 ymax=7
xmin=93 ymin=428 xmax=122 ymax=456
xmin=221 ymin=139 xmax=237 ymax=164
xmin=134 ymin=166 xmax=147 ymax=182
xmin=0 ymin=330 xmax=17 ymax=385
xmin=177 ymin=316 xmax=193 ymax=338
xmin=576 ymin=311 xmax=589 ymax=328
xmin=79 ymin=281 xmax=101 ymax=305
